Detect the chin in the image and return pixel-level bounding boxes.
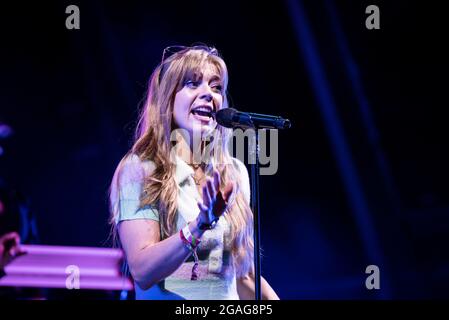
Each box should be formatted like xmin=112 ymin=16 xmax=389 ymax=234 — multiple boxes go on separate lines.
xmin=189 ymin=121 xmax=213 ymax=135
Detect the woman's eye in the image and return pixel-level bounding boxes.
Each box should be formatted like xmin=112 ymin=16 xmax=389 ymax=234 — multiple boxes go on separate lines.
xmin=212 ymin=84 xmax=223 ymax=93
xmin=185 ymin=80 xmax=199 ymax=88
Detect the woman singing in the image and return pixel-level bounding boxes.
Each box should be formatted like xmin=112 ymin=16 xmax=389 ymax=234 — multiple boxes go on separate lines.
xmin=110 ymin=45 xmax=279 ymax=300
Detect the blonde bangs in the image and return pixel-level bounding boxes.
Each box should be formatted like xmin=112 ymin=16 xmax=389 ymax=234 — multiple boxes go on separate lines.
xmin=163 ymin=49 xmax=228 ymax=94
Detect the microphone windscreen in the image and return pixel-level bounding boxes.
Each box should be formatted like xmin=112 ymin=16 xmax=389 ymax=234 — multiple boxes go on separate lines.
xmin=215 ymin=108 xmax=237 ymax=128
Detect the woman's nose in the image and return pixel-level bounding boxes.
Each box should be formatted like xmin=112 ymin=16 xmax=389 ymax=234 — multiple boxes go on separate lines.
xmin=200 ymin=93 xmax=213 ymax=102
xmin=199 ymin=87 xmax=213 ymax=102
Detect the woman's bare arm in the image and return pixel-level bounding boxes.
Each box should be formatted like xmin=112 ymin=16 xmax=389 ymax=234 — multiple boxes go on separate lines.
xmin=119 ymin=218 xmax=204 ymax=290
xmin=237 ymin=273 xmax=280 ymax=300
xmin=119 ymin=170 xmax=235 ymax=290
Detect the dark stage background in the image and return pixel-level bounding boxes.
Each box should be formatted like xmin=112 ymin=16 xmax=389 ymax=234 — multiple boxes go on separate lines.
xmin=0 ymin=0 xmax=448 ymax=299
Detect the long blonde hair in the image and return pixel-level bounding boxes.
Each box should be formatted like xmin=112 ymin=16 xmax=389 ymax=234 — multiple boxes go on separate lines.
xmin=110 ymin=47 xmax=254 ymax=277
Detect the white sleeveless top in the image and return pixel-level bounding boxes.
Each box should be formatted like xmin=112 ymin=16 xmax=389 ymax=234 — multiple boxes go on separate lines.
xmin=110 ymin=154 xmax=250 ymax=300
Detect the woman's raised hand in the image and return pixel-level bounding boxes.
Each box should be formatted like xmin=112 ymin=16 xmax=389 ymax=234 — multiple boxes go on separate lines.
xmin=197 ymin=169 xmax=235 ymax=227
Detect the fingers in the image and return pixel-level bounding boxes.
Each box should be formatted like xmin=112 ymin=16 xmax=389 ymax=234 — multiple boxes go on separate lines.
xmin=206 ymin=178 xmax=215 ymax=202
xmin=213 ymin=169 xmax=220 ymax=192
xmin=203 ymin=170 xmax=220 ymax=208
xmin=9 ymin=247 xmax=18 ymax=257
xmin=197 ymin=201 xmax=208 ymax=212
xmin=0 ymin=232 xmax=22 ymax=256
xmin=202 ymin=179 xmax=212 ymax=206
xmin=9 ymin=244 xmax=27 ymax=257
xmin=199 ymin=170 xmax=240 ymax=221
xmin=14 ymin=248 xmax=27 ymax=257
xmin=0 ymin=232 xmax=20 ymax=246
xmin=0 ymin=232 xmax=26 ymax=262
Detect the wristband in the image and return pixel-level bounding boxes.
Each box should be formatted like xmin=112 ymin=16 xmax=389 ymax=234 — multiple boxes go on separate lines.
xmin=180 ymin=225 xmax=201 ymax=249
xmin=180 ymin=225 xmax=201 ymax=280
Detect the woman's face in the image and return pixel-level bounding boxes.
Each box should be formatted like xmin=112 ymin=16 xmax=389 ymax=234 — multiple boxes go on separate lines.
xmin=172 ymin=62 xmax=224 ymax=138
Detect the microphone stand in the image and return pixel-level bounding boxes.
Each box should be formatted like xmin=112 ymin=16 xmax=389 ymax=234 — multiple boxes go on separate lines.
xmin=235 ymin=122 xmax=262 ymax=300
xmin=249 ymin=125 xmax=290 ymax=299
xmin=214 ymin=108 xmax=291 ymax=300
xmin=219 ymin=109 xmax=290 ymax=300
xmin=249 ymin=128 xmax=262 ymax=300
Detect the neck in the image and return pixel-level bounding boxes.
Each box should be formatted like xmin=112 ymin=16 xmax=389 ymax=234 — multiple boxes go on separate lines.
xmin=174 ymin=131 xmax=204 ymax=166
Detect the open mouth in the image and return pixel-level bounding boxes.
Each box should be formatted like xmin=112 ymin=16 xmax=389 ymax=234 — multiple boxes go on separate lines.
xmin=191 ymin=106 xmax=215 ymax=121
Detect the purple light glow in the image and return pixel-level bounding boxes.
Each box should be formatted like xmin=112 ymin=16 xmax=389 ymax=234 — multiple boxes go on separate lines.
xmin=0 ymin=244 xmax=133 ymax=291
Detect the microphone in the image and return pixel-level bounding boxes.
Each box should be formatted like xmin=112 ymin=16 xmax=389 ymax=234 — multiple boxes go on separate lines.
xmin=215 ymin=108 xmax=291 ymax=129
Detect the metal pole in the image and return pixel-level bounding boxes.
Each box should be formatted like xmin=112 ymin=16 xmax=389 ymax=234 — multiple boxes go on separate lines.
xmin=250 ymin=129 xmax=262 ymax=300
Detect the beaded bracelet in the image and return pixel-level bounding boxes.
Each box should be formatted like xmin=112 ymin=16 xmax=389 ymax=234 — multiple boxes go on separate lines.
xmin=180 ymin=225 xmax=201 ymax=280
